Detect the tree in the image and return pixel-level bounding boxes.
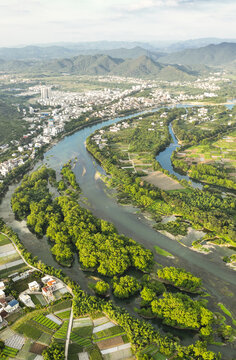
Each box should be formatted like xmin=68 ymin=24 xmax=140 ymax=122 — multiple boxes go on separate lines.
xmin=42 ymin=342 xmax=64 ymax=360
xmin=94 ymin=280 xmax=110 ymax=295
xmin=140 ymin=286 xmax=156 ymax=302
xmin=113 ymin=276 xmax=141 ymax=298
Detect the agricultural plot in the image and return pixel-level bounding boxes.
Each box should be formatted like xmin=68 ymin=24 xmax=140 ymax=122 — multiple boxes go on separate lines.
xmin=92 ymin=316 xmax=109 ymax=327
xmin=4 ymin=334 xmax=25 ymax=350
xmin=15 ymin=322 xmax=42 ymax=341
xmin=87 ymin=345 xmax=103 ymax=360
xmin=73 ymin=317 xmax=93 ymax=328
xmin=53 ymin=289 xmax=67 ymax=300
xmin=31 ymin=294 xmax=47 ymax=306
xmin=96 ymin=336 xmax=124 ymax=351
xmin=0 ymin=263 xmax=28 ymax=278
xmin=103 ymin=348 xmax=133 ymax=360
xmin=46 ymin=314 xmax=62 ymax=326
xmin=70 ymin=333 xmax=92 ymax=347
xmin=93 ymin=322 xmax=115 ymax=334
xmin=37 ymin=333 xmax=52 ymax=346
xmin=140 ymin=344 xmax=166 ymax=360
xmin=0 ymin=243 xmax=22 ymax=268
xmin=51 ymin=299 xmax=72 ymax=312
xmin=57 ymin=310 xmax=71 ymax=320
xmin=93 ymin=326 xmax=125 ymax=341
xmin=102 ymin=345 xmax=133 ymax=360
xmin=53 ymin=320 xmax=69 ymax=340
xmin=15 ymin=339 xmax=34 ymax=360
xmin=1 ymin=345 xmax=18 ymax=358
xmin=73 ymin=326 xmax=93 ymax=339
xmin=0 ymin=234 xmax=11 ymax=246
xmin=33 ymin=315 xmax=59 ymax=330
xmin=68 ymin=343 xmax=84 ymax=360
xmin=29 ymin=342 xmax=47 ymax=355
xmin=177 ymin=129 xmax=236 ymax=170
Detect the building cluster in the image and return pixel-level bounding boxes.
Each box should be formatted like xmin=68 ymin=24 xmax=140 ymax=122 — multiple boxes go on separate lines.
xmin=0 ymin=281 xmax=19 ymax=328
xmin=0 ymin=70 xmax=231 ymax=178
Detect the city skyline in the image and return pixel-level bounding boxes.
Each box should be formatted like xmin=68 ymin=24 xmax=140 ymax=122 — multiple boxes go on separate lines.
xmin=0 ymin=0 xmax=236 ymax=47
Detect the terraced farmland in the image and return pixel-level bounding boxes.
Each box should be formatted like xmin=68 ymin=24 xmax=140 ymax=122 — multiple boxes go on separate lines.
xmin=33 ymin=314 xmax=59 ymax=330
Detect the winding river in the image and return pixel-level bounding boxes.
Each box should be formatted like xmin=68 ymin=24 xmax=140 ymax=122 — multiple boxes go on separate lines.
xmin=156 ymin=123 xmax=203 ymax=189
xmin=0 ymin=105 xmax=236 ymax=356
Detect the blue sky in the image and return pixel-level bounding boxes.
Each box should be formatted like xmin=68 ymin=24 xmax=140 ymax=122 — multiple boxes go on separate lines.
xmin=0 ymin=0 xmax=235 ymax=46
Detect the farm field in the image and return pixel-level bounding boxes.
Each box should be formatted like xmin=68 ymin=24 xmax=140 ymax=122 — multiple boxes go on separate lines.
xmin=179 ymin=129 xmax=236 ymax=169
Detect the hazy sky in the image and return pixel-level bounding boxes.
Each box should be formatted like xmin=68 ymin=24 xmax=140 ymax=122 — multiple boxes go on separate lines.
xmin=0 ymin=0 xmax=235 ymax=46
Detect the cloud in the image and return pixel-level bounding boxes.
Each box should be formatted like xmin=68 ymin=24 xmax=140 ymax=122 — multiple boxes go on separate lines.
xmin=0 ymin=0 xmax=235 ymax=46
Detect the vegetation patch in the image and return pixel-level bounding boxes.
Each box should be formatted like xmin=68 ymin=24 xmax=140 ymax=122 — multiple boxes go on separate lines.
xmin=93 ymin=325 xmax=125 ymax=341
xmin=154 ymin=245 xmax=173 ymax=257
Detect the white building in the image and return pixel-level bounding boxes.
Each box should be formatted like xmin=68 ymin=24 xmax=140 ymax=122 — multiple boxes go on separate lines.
xmin=28 ymin=281 xmax=40 ymax=292
xmin=19 ymin=293 xmax=35 ymax=308
xmin=5 ymin=299 xmax=19 ymax=313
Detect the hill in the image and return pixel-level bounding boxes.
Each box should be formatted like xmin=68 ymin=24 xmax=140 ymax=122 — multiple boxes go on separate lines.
xmin=0 ymin=54 xmax=203 ymax=80
xmin=158 ymin=42 xmax=236 ymax=66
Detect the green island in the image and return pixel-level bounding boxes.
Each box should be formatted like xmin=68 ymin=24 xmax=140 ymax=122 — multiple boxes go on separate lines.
xmin=86 ymin=107 xmax=236 ymax=252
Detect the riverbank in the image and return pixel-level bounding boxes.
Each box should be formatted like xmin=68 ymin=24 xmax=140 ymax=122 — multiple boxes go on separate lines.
xmin=1 ymin=105 xmax=236 ymax=337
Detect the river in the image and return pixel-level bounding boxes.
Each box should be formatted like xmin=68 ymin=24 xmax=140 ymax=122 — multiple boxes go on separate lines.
xmin=0 ymin=106 xmax=235 ymax=356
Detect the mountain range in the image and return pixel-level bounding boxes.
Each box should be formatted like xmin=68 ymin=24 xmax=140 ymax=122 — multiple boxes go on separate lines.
xmin=0 ymin=54 xmax=204 ymax=81
xmin=159 ymin=42 xmax=236 ymax=66
xmin=0 ymin=42 xmax=235 ymax=80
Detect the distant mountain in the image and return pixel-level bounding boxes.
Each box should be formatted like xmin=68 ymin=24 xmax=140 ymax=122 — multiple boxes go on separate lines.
xmin=0 ymin=45 xmax=163 ymax=61
xmin=92 ymin=47 xmax=164 ymax=60
xmin=157 ymin=38 xmax=236 ymax=52
xmin=36 ymin=41 xmax=155 ymax=51
xmin=158 ymin=42 xmax=236 ymax=66
xmin=0 ymin=45 xmax=76 ymax=60
xmin=0 ymin=53 xmax=205 ymax=81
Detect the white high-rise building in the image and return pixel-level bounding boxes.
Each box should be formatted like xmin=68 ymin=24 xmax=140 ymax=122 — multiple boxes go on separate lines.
xmin=41 ymin=86 xmax=51 ymax=100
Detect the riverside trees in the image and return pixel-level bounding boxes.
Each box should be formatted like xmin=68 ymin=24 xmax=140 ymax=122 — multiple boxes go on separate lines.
xmin=11 ymin=166 xmax=153 ymax=274
xmin=157 ymin=266 xmax=202 ymax=292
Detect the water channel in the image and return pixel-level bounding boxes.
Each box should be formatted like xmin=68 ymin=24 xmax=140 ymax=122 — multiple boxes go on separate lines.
xmin=0 ymin=105 xmax=235 ymax=356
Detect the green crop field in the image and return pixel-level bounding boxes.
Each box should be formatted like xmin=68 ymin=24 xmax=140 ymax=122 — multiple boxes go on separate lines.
xmin=51 ymin=299 xmax=72 ymax=312
xmin=72 ymin=326 xmax=93 ymax=338
xmin=93 ymin=325 xmax=125 ymax=341
xmin=0 ymin=263 xmax=28 ymax=278
xmin=33 ymin=314 xmax=59 ymax=330
xmin=1 ymin=346 xmax=18 ymax=358
xmin=68 ymin=343 xmax=83 ymax=360
xmin=53 ymin=321 xmax=69 ymax=340
xmin=0 ymin=234 xmax=10 ymax=246
xmin=15 ymin=322 xmax=42 ymax=340
xmin=0 ymin=253 xmax=21 ymax=266
xmin=57 ymin=310 xmax=71 ymax=320
xmin=70 ymin=332 xmax=92 ymax=347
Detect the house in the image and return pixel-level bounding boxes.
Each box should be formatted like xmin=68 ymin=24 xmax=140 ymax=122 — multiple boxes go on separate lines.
xmin=5 ymin=299 xmax=19 ymax=313
xmin=28 ymin=281 xmax=40 ymax=292
xmin=0 ymin=282 xmax=5 ymax=291
xmin=0 ymin=298 xmax=7 ymax=308
xmin=41 ymin=276 xmax=53 ymax=284
xmin=0 ymin=290 xmax=5 ymax=298
xmin=47 ymin=279 xmax=56 ymax=290
xmin=42 ymin=286 xmax=52 ymax=296
xmin=0 ymin=310 xmax=8 ymax=319
xmin=19 ymin=293 xmax=35 ymax=308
